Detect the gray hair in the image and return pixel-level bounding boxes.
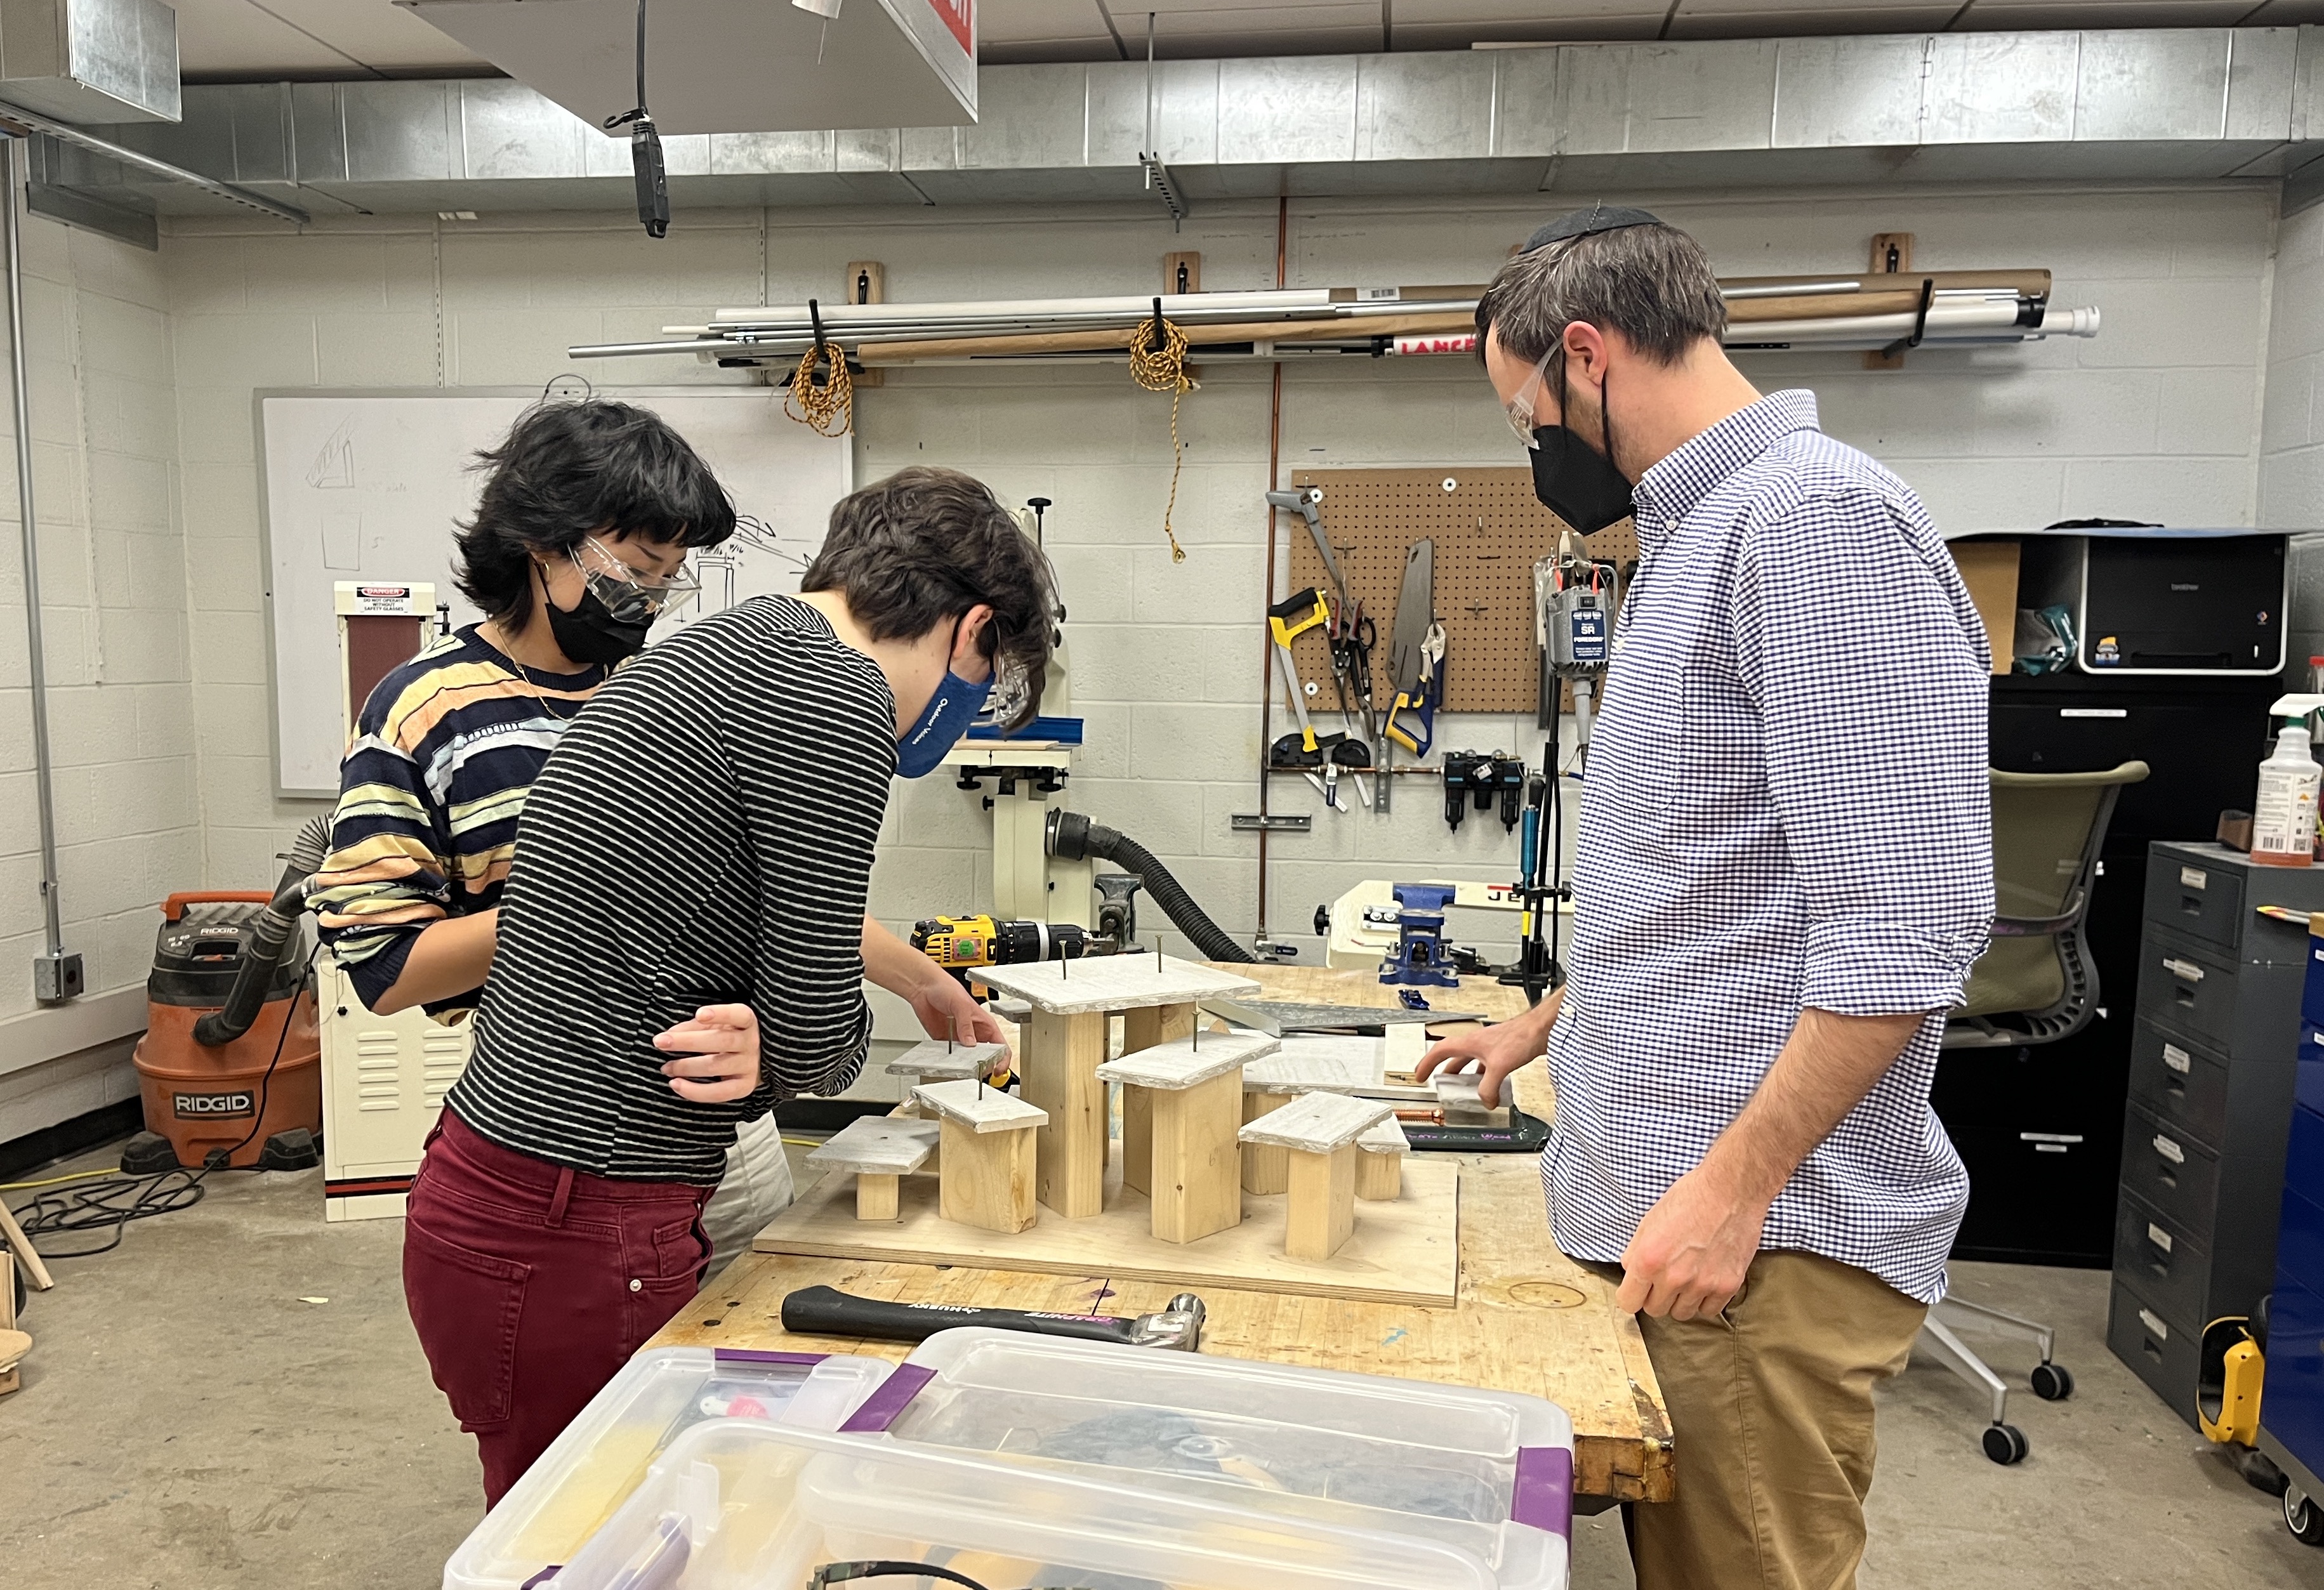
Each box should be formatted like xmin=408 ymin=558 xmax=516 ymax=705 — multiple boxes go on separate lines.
xmin=1474 ymin=221 xmax=1726 ymax=367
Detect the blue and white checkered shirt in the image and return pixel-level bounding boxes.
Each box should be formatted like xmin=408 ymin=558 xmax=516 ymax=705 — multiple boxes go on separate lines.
xmin=1542 ymin=389 xmax=1991 ymax=1304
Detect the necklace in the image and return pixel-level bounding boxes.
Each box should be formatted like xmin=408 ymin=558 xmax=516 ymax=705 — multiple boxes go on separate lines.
xmin=481 ymin=622 xmax=590 ymax=723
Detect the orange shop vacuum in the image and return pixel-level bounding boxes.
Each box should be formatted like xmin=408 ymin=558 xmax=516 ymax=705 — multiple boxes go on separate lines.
xmin=124 ymin=818 xmax=333 ymax=1174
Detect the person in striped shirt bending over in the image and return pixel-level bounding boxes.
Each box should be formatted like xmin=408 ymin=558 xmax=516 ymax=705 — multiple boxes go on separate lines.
xmin=401 ymin=466 xmax=1054 ymax=1506
xmin=1422 ymin=209 xmax=1991 ymax=1589
xmin=312 ymin=400 xmax=791 ymax=1266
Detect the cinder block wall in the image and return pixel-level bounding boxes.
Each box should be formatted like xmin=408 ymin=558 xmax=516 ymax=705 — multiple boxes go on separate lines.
xmin=0 ymin=178 xmax=2297 ymax=1138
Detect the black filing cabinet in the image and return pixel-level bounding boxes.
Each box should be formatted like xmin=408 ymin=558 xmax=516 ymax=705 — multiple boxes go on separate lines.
xmin=2108 ymin=841 xmax=2321 ymax=1425
xmin=1939 ymin=670 xmax=2281 ymax=1265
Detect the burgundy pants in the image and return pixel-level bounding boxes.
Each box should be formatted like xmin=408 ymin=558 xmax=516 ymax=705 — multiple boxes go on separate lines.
xmin=402 ymin=1108 xmax=713 ymax=1506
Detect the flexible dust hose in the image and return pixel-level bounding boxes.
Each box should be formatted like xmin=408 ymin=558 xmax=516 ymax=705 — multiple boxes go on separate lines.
xmin=1046 ymin=810 xmax=1255 ymax=963
xmin=193 ymin=814 xmax=333 ymax=1048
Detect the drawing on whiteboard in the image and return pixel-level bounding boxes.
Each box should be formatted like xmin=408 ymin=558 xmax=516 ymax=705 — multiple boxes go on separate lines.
xmin=307 ymin=420 xmax=357 ymax=490
xmin=673 ymin=512 xmax=824 ymax=625
xmin=320 ymin=507 xmax=360 ymax=571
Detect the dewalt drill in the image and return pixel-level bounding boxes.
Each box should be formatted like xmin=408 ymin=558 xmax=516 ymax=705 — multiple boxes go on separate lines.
xmin=911 ymin=916 xmax=1095 ymax=976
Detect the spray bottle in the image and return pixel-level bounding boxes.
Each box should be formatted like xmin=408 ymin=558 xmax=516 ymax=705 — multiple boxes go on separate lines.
xmin=2252 ymin=715 xmax=2321 ymax=867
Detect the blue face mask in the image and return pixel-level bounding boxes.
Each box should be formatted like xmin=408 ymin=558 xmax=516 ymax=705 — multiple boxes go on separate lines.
xmin=895 ymin=662 xmax=993 ymax=779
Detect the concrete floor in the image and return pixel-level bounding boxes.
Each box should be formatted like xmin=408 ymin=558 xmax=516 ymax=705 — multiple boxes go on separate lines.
xmin=4 ymin=1138 xmax=2319 ymax=1588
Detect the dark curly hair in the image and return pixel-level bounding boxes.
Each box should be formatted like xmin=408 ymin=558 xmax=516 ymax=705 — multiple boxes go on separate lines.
xmin=800 ymin=466 xmax=1060 ymax=730
xmin=454 ymin=400 xmax=738 ymax=631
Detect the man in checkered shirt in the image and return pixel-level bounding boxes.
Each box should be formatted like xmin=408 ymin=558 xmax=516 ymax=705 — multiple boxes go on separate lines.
xmin=1423 ymin=209 xmax=1991 ymax=1589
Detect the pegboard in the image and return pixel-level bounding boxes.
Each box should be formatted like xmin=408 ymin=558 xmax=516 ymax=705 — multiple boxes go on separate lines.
xmin=1283 ymin=469 xmax=1638 ymax=716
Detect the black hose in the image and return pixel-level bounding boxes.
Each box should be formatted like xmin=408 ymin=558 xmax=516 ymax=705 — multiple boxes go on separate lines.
xmin=192 ymin=814 xmax=332 ymax=1048
xmin=1046 ymin=810 xmax=1255 ymax=963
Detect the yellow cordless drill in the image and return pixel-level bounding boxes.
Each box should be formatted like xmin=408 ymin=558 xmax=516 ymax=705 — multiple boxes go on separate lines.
xmin=910 ymin=915 xmax=1095 ymax=974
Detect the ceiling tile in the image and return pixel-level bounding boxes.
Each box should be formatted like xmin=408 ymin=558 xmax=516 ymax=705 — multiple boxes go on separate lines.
xmin=1667 ymin=6 xmax=1957 ymax=30
xmin=982 ymin=0 xmax=1116 ymax=35
xmin=1395 ymin=0 xmax=1680 ymax=18
xmin=1154 ymin=21 xmax=1385 ymax=51
xmin=174 ymin=0 xmax=376 ymax=77
xmin=256 ymin=0 xmax=490 ymax=70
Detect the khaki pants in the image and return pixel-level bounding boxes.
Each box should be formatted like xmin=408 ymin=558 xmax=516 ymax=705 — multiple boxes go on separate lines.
xmin=1589 ymin=1249 xmax=1927 ymax=1590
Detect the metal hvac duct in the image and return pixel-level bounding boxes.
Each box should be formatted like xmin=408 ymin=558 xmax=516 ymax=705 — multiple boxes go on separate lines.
xmin=0 ymin=0 xmax=177 ymax=124
xmin=41 ymin=28 xmax=2324 ymax=216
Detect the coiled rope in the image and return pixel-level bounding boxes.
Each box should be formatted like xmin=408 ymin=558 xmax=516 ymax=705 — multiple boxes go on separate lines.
xmin=1130 ymin=307 xmax=1191 ymax=563
xmin=786 ymin=340 xmax=854 ymax=437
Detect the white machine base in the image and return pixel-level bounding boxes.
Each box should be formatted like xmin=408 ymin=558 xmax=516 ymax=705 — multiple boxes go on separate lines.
xmin=319 ymin=959 xmax=470 ymax=1221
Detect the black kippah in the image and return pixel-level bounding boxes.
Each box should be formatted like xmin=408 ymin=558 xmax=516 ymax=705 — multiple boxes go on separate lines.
xmin=1522 ymin=204 xmax=1661 ymax=253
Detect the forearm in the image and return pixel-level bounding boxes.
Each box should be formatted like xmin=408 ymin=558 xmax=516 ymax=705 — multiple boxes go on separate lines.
xmin=370 ymin=912 xmax=498 ymax=1015
xmin=861 ymin=914 xmax=941 ymax=1001
xmin=1696 ymin=1006 xmax=1924 ymax=1204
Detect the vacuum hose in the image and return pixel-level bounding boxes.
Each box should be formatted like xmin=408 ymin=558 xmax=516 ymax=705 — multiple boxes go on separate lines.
xmin=192 ymin=815 xmax=334 ymax=1048
xmin=1046 ymin=810 xmax=1255 ymax=963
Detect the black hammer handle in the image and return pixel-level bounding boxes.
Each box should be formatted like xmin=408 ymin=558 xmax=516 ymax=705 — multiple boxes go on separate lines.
xmin=781 ymin=1284 xmax=1139 ymax=1346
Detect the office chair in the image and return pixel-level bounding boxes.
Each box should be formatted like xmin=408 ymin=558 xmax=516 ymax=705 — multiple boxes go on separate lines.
xmin=1922 ymin=761 xmax=2151 ymax=1464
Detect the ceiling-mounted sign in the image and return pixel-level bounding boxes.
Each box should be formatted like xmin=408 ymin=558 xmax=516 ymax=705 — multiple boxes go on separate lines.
xmin=397 ymin=0 xmax=975 ymax=136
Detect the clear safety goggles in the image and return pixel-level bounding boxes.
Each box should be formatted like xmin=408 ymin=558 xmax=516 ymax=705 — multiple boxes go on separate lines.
xmin=1505 ymin=345 xmax=1562 ymax=449
xmin=573 ymin=535 xmax=701 ymax=621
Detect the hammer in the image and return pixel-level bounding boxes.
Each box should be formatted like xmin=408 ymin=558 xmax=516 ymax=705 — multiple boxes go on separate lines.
xmin=781 ymin=1285 xmax=1206 ymax=1351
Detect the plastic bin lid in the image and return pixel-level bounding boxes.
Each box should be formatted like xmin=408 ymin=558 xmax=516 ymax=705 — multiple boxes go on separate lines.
xmin=851 ymin=1327 xmax=1575 ymax=1582
xmin=440 ymin=1346 xmax=891 ymax=1590
xmin=552 ymin=1416 xmax=1552 ymax=1590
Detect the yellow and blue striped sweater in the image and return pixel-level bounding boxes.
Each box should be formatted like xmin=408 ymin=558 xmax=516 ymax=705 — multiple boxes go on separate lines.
xmin=312 ymin=625 xmax=608 ymax=1016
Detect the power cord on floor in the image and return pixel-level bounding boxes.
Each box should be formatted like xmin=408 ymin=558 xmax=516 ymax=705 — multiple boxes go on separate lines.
xmin=5 ymin=948 xmax=312 ymax=1261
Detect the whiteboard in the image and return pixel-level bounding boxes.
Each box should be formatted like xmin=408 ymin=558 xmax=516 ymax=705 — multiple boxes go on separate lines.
xmin=258 ymin=389 xmax=852 ymax=796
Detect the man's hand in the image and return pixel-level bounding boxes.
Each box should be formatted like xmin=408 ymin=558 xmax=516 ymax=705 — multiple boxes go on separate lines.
xmin=1413 ymin=990 xmax=1561 ymax=1108
xmin=1616 ymin=1164 xmax=1770 ymax=1321
xmin=654 ymin=1003 xmax=763 ymax=1103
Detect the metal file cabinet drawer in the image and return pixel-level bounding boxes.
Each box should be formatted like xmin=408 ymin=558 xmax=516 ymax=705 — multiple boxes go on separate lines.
xmin=2120 ymin=1100 xmax=2222 ymax=1235
xmin=2108 ymin=1278 xmax=2200 ymax=1422
xmin=2143 ymin=855 xmax=2246 ymax=954
xmin=2127 ymin=1019 xmax=2229 ymax=1151
xmin=2302 ymin=1030 xmax=2324 ymax=1120
xmin=2112 ymin=1192 xmax=2210 ymax=1330
xmin=2136 ymin=936 xmax=2239 ymax=1051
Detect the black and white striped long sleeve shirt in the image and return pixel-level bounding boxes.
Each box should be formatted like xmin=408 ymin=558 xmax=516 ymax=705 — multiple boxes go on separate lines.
xmin=449 ymin=595 xmax=895 ymax=1185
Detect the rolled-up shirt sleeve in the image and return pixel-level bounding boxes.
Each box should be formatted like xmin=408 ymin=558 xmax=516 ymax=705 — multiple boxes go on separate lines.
xmin=1730 ymin=487 xmax=1993 ymax=1015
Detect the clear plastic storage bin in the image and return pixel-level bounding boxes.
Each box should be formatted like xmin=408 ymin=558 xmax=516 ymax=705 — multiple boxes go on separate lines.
xmin=442 ymin=1346 xmax=892 ymax=1590
xmin=849 ymin=1327 xmax=1573 ymax=1589
xmin=553 ymin=1417 xmax=1549 ymax=1590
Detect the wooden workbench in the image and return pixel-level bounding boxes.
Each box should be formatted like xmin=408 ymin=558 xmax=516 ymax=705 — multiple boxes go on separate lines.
xmin=650 ymin=965 xmax=1674 ymax=1502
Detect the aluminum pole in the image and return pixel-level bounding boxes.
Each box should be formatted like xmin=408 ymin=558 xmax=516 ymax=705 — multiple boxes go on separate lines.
xmin=6 ymin=134 xmax=72 ymax=1001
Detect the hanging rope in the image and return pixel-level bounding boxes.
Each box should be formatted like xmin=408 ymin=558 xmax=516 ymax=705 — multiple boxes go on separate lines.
xmin=1130 ymin=299 xmax=1191 ymax=563
xmin=784 ymin=296 xmax=854 ymax=437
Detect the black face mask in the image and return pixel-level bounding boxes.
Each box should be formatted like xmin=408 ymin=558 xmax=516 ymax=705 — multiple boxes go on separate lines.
xmin=539 ymin=564 xmax=650 ymax=666
xmin=1528 ymin=365 xmax=1634 ymax=535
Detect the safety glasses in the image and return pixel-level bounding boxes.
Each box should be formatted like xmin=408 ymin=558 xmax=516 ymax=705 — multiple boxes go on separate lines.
xmin=1504 ymin=345 xmax=1561 ymax=450
xmin=574 ymin=535 xmax=701 ymax=621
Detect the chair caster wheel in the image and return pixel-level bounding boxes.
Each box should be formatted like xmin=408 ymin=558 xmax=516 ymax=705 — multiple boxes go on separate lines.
xmin=1982 ymin=1422 xmax=2029 ymax=1464
xmin=2288 ymin=1487 xmax=2324 ymax=1546
xmin=2030 ymin=1361 xmax=2074 ymax=1401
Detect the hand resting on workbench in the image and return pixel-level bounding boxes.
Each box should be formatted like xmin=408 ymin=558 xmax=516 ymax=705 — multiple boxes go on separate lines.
xmin=653 ymin=1004 xmax=763 ymax=1102
xmin=1415 ymin=989 xmax=1562 ymax=1108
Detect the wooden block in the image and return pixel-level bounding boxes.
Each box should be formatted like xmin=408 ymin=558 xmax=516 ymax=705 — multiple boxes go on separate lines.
xmin=0 ymin=1196 xmax=54 ymax=1291
xmin=1148 ymin=1067 xmax=1244 ymax=1245
xmin=1435 ymin=1071 xmax=1486 ymax=1112
xmin=1096 ymin=1030 xmax=1273 ymax=1089
xmin=1243 ymin=1036 xmax=1392 ymax=1096
xmin=1356 ymin=1112 xmax=1408 ymax=1203
xmin=1382 ymin=1023 xmax=1428 ymax=1082
xmin=885 ymin=1039 xmax=1009 ymax=1082
xmin=856 ymin=1173 xmax=901 ymax=1221
xmin=1239 ymin=1090 xmax=1396 ymax=1153
xmin=1864 ymin=231 xmax=1913 ymax=369
xmin=974 ymin=953 xmax=1261 ymax=1016
xmin=806 ymin=1116 xmax=939 ymax=1176
xmin=1020 ymin=1009 xmax=1109 ymax=1218
xmin=1122 ymin=1080 xmax=1153 ymax=1195
xmin=1164 ymin=249 xmax=1201 ymax=294
xmin=1121 ymin=1000 xmax=1196 ymax=1056
xmin=1242 ymin=1088 xmax=1294 ymax=1195
xmin=913 ymin=1078 xmax=1048 ymax=1133
xmin=1285 ymin=1143 xmax=1358 ymax=1261
xmin=937 ymin=1117 xmax=1038 ymax=1234
xmin=844 ymin=260 xmax=885 ymax=305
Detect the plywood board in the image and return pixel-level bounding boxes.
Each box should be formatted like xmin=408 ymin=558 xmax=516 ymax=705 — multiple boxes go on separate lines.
xmin=1286 ymin=467 xmax=1639 ymax=714
xmin=756 ymin=1157 xmax=1462 ymax=1308
xmin=887 ymin=1039 xmax=1008 ymax=1080
xmin=974 ymin=953 xmax=1262 ymax=1015
xmin=914 ymin=1079 xmax=1046 ymax=1133
xmin=806 ymin=1117 xmax=939 ymax=1175
xmin=1241 ymin=1091 xmax=1396 ymax=1152
xmin=1097 ymin=1030 xmax=1275 ymax=1089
